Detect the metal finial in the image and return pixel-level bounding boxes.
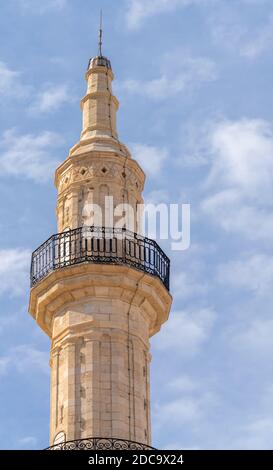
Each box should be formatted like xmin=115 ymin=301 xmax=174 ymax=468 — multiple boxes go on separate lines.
xmin=98 ymin=10 xmax=103 ymax=57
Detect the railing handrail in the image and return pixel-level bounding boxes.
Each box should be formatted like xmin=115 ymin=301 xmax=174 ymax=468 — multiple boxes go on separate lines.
xmin=30 ymin=226 xmax=170 ymax=291
xmin=31 ymin=226 xmax=170 ymax=261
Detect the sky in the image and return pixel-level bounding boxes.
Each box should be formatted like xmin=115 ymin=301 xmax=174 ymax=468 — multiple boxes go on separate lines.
xmin=0 ymin=0 xmax=273 ymax=450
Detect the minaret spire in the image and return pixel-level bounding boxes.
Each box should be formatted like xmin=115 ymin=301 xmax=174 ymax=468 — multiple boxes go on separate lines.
xmin=98 ymin=10 xmax=103 ymax=57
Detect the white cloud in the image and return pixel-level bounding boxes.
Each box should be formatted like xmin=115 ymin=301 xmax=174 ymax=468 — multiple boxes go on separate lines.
xmin=30 ymin=84 xmax=73 ymax=113
xmin=125 ymin=0 xmax=273 ymax=59
xmin=130 ymin=143 xmax=168 ymax=176
xmin=202 ymin=191 xmax=273 ymax=241
xmin=172 ymin=270 xmax=209 ymax=301
xmin=178 ymin=120 xmax=216 ymax=168
xmin=209 ymin=2 xmax=273 ymax=60
xmin=0 ymin=345 xmax=48 ymax=376
xmin=125 ymin=0 xmax=212 ymax=30
xmin=217 ymin=412 xmax=273 ymax=449
xmin=155 ymin=396 xmax=201 ymax=424
xmin=218 ymin=253 xmax=273 ymax=358
xmin=152 ymin=308 xmax=216 ymax=357
xmin=241 ymin=14 xmax=273 ymax=59
xmin=206 ymin=119 xmax=273 ymax=195
xmin=0 ymin=61 xmax=30 ymax=99
xmin=0 ymin=129 xmax=62 ymax=182
xmin=122 ymin=53 xmax=217 ymax=100
xmin=154 ymin=375 xmax=218 ymax=436
xmin=0 ymin=249 xmax=30 ymax=297
xmin=168 ymin=375 xmax=198 ymax=393
xmin=199 ymin=118 xmax=273 ymax=241
xmin=217 ymin=254 xmax=273 ymax=296
xmin=219 ymin=254 xmax=273 ymax=358
xmin=239 ymin=417 xmax=273 ymax=450
xmin=145 ymin=189 xmax=170 ymax=205
xmin=0 ymin=61 xmax=71 ymax=111
xmin=226 ymin=383 xmax=273 ymax=449
xmin=17 ymin=0 xmax=66 ymax=13
xmin=233 ymin=317 xmax=273 ymax=357
xmin=0 ymin=357 xmax=10 ymax=375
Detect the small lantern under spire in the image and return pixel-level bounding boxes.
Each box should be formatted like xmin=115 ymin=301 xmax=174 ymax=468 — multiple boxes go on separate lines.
xmin=87 ymin=10 xmax=112 ymax=70
xmin=87 ymin=56 xmax=112 ymax=70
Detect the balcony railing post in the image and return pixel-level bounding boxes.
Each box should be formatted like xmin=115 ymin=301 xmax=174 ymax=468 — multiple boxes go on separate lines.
xmin=122 ymin=227 xmax=126 ymax=265
xmin=30 ymin=226 xmax=170 ymax=291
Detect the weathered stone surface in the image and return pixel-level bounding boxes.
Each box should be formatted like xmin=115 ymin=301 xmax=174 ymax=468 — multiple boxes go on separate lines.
xmin=28 ymin=56 xmax=172 ymax=448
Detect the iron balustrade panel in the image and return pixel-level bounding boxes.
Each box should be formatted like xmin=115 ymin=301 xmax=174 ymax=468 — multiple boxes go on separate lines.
xmin=46 ymin=437 xmax=156 ymax=451
xmin=31 ymin=227 xmax=170 ymax=291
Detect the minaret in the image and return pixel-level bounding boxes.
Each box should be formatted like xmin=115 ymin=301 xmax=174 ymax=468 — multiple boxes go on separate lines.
xmin=28 ymin=28 xmax=172 ymax=449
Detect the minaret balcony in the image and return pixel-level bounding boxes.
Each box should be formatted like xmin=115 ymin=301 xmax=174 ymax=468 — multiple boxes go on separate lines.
xmin=30 ymin=226 xmax=170 ymax=291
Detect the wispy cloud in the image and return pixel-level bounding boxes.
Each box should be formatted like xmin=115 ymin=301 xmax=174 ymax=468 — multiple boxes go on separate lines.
xmin=219 ymin=254 xmax=273 ymax=358
xmin=125 ymin=0 xmax=213 ymax=30
xmin=239 ymin=417 xmax=273 ymax=450
xmin=198 ymin=118 xmax=273 ymax=241
xmin=152 ymin=308 xmax=217 ymax=357
xmin=121 ymin=52 xmax=217 ymax=100
xmin=217 ymin=254 xmax=273 ymax=296
xmin=129 ymin=143 xmax=168 ymax=176
xmin=218 ymin=382 xmax=273 ymax=449
xmin=17 ymin=0 xmax=67 ymax=13
xmin=168 ymin=375 xmax=198 ymax=393
xmin=209 ymin=2 xmax=273 ymax=59
xmin=0 ymin=61 xmax=30 ymax=99
xmin=30 ymin=84 xmax=74 ymax=113
xmin=153 ymin=373 xmax=218 ymax=446
xmin=155 ymin=396 xmax=202 ymax=425
xmin=155 ymin=389 xmax=217 ymax=427
xmin=0 ymin=60 xmax=72 ymax=113
xmin=0 ymin=357 xmax=10 ymax=375
xmin=145 ymin=189 xmax=170 ymax=205
xmin=0 ymin=129 xmax=62 ymax=182
xmin=206 ymin=119 xmax=273 ymax=195
xmin=127 ymin=0 xmax=273 ymax=60
xmin=233 ymin=317 xmax=273 ymax=357
xmin=241 ymin=14 xmax=273 ymax=59
xmin=0 ymin=249 xmax=30 ymax=297
xmin=0 ymin=345 xmax=48 ymax=376
xmin=172 ymin=270 xmax=209 ymax=301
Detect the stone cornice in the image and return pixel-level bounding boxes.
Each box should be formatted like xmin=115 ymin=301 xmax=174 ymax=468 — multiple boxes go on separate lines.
xmin=29 ymin=263 xmax=172 ymax=338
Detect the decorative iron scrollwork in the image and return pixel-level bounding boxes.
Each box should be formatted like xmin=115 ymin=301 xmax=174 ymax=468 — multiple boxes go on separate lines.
xmin=30 ymin=226 xmax=170 ymax=290
xmin=46 ymin=437 xmax=156 ymax=451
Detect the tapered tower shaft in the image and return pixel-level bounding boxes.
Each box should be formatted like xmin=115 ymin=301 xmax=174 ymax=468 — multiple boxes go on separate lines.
xmin=29 ymin=49 xmax=172 ymax=449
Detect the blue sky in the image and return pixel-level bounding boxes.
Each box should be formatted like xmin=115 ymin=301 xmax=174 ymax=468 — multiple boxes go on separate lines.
xmin=0 ymin=0 xmax=273 ymax=450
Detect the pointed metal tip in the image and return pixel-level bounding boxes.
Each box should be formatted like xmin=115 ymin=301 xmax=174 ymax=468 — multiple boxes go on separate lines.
xmin=98 ymin=10 xmax=103 ymax=57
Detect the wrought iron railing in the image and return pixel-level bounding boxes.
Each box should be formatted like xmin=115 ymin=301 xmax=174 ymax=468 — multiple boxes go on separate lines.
xmin=46 ymin=437 xmax=155 ymax=451
xmin=31 ymin=226 xmax=170 ymax=290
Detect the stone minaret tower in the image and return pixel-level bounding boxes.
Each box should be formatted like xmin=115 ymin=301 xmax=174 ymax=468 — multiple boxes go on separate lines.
xmin=29 ymin=37 xmax=172 ymax=449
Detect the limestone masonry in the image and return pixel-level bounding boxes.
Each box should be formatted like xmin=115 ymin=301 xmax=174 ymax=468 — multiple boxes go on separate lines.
xmin=28 ymin=52 xmax=172 ymax=448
